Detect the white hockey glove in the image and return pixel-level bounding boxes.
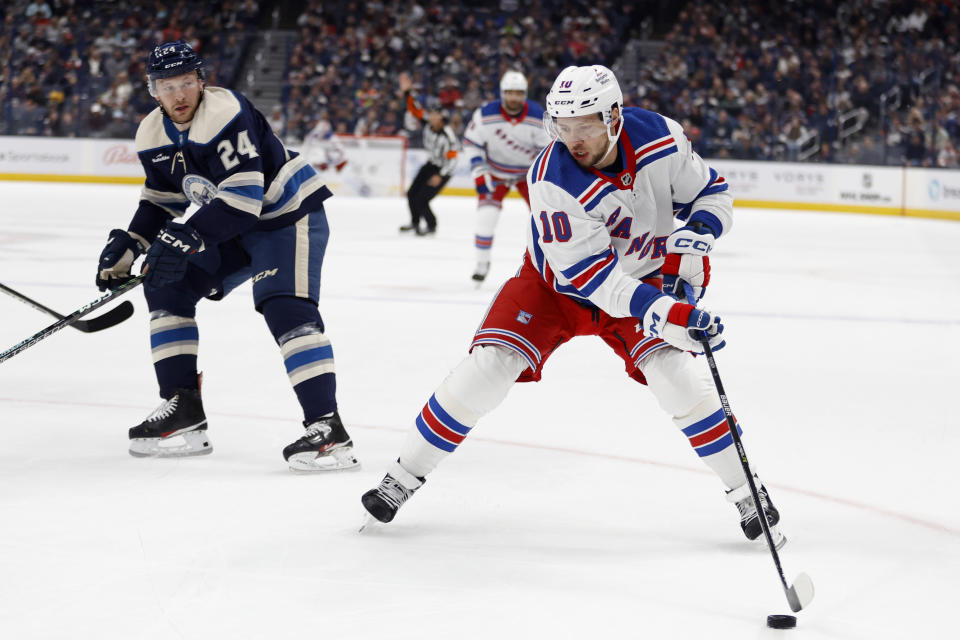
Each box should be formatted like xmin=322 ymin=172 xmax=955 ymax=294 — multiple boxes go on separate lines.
xmin=642 ymin=295 xmax=725 ymax=353
xmin=662 ymin=224 xmax=714 ymax=302
xmin=471 ymin=164 xmax=494 ymax=195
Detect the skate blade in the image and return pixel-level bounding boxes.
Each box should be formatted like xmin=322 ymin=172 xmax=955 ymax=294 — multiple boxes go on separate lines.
xmin=287 ymin=448 xmax=361 ymax=472
xmin=358 ymin=512 xmax=380 ymax=533
xmin=129 ymin=431 xmax=212 ymax=458
xmin=754 ymin=525 xmax=787 ymax=551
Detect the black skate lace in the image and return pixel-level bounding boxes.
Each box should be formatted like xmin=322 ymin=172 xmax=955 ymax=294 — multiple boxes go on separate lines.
xmin=377 ymin=476 xmax=413 ymax=510
xmin=146 ymin=396 xmax=178 ymax=422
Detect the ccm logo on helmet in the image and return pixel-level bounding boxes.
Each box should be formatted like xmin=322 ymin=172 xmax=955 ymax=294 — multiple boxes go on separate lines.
xmin=554 ymin=100 xmax=575 ymax=105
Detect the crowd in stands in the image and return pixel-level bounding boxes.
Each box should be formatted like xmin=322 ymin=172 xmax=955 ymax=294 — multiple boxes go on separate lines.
xmin=278 ymin=0 xmax=636 ymax=148
xmin=625 ymin=0 xmax=960 ymax=167
xmin=0 ymin=0 xmax=259 ymax=138
xmin=1 ymin=0 xmax=958 ymax=168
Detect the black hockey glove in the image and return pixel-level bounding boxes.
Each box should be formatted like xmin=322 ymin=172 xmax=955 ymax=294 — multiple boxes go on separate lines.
xmin=96 ymin=229 xmax=146 ymax=291
xmin=143 ymin=222 xmax=204 ymax=289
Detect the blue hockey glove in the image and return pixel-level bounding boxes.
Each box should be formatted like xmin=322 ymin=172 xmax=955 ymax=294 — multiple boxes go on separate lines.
xmin=642 ymin=295 xmax=725 ymax=354
xmin=662 ymin=224 xmax=714 ymax=302
xmin=143 ymin=222 xmax=204 ymax=289
xmin=96 ymin=229 xmax=147 ymax=291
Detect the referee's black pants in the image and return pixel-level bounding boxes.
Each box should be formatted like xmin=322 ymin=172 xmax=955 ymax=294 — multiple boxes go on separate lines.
xmin=406 ymin=162 xmax=450 ymax=231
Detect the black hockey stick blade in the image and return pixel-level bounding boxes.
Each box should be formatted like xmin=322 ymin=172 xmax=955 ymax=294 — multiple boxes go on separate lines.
xmin=72 ymin=300 xmax=135 ymax=332
xmin=0 ymin=275 xmax=144 ymax=364
xmin=0 ymin=282 xmax=135 ymax=333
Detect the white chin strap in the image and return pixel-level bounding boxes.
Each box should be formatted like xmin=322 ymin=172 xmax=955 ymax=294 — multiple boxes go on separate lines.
xmin=593 ymin=113 xmax=623 ymax=168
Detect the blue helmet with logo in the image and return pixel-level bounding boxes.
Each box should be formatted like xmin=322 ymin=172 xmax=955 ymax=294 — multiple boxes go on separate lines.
xmin=146 ymin=40 xmax=205 ymax=95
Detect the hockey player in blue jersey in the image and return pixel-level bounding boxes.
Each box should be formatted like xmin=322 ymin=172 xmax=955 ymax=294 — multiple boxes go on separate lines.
xmin=362 ymin=65 xmax=786 ymax=549
xmin=95 ymin=41 xmax=357 ymax=471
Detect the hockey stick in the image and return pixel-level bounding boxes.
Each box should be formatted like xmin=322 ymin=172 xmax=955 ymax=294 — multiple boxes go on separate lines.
xmin=683 ymin=283 xmax=814 ymax=612
xmin=0 ymin=275 xmax=144 ymax=365
xmin=0 ymin=282 xmax=134 ymax=333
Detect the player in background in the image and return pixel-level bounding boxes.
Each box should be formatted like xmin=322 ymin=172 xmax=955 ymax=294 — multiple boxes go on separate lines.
xmin=398 ymin=72 xmax=461 ymax=235
xmin=362 ymin=65 xmax=786 ymax=549
xmin=463 ymin=70 xmax=550 ymax=282
xmin=95 ymin=41 xmax=358 ymax=472
xmin=300 ymin=113 xmax=348 ymax=175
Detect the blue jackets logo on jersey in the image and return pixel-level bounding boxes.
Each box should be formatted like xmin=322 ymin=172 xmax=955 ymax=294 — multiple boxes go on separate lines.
xmin=182 ymin=174 xmax=216 ymax=207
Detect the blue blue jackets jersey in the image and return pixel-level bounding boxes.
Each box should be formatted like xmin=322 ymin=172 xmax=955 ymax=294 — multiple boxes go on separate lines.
xmin=526 ymin=107 xmax=733 ymax=319
xmin=130 ymin=87 xmax=330 ymax=246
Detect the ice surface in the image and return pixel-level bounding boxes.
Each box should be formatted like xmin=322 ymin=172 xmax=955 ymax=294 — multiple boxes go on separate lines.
xmin=1 ymin=182 xmax=958 ymax=639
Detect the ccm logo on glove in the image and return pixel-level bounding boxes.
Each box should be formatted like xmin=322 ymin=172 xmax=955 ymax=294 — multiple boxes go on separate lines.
xmin=157 ymin=230 xmax=200 ymax=254
xmin=671 ymin=236 xmax=712 ymax=253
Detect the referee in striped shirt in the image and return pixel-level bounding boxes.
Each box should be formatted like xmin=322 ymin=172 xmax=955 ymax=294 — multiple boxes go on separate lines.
xmin=399 ymin=73 xmax=461 ymax=235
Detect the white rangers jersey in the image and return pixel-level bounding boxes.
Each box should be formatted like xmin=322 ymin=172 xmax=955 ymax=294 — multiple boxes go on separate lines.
xmin=526 ymin=106 xmax=733 ymax=319
xmin=463 ymin=99 xmax=551 ymax=182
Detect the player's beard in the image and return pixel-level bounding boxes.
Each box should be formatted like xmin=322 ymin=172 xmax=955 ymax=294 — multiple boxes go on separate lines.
xmin=168 ymin=99 xmax=198 ymax=124
xmin=503 ymin=97 xmax=524 ymax=115
xmin=568 ymin=141 xmax=607 ymax=168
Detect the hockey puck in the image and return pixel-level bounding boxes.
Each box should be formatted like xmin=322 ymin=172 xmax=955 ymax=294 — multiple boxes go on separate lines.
xmin=766 ymin=614 xmax=797 ymax=629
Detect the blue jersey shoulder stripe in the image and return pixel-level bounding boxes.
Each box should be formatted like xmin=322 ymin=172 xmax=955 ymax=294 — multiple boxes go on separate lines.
xmin=524 ymin=100 xmax=545 ymax=119
xmin=538 ymin=145 xmax=600 ymax=198
xmin=480 ymin=101 xmax=502 ymax=117
xmin=621 ymin=107 xmax=672 ymax=144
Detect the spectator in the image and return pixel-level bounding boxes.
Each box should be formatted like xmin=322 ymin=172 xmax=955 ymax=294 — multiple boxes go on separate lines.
xmin=267 ymin=104 xmax=285 ymax=137
xmin=24 ymin=1 xmax=52 ymax=22
xmin=937 ymin=141 xmax=959 ymax=168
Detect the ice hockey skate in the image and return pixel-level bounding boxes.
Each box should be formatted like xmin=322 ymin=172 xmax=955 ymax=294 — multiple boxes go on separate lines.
xmin=283 ymin=411 xmax=359 ymax=471
xmin=128 ymin=388 xmax=211 ymax=457
xmin=360 ymin=461 xmax=424 ymax=529
xmin=471 ymin=261 xmax=490 ymax=284
xmin=726 ymin=477 xmax=785 ymax=549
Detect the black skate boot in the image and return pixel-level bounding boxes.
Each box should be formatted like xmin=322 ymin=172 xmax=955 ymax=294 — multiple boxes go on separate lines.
xmin=361 ymin=460 xmax=425 ymax=525
xmin=471 ymin=261 xmax=489 ymax=284
xmin=283 ymin=411 xmax=359 ymax=471
xmin=726 ymin=477 xmax=785 ymax=549
xmin=128 ymin=388 xmax=211 ymax=458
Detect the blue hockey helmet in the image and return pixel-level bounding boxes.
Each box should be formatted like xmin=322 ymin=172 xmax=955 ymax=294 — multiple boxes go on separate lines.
xmin=146 ymin=40 xmax=205 ymax=95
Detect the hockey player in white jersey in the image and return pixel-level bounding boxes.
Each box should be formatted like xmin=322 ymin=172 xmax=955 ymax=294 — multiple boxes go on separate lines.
xmin=463 ymin=70 xmax=551 ymax=282
xmin=300 ymin=115 xmax=348 ymax=174
xmin=362 ymin=65 xmax=786 ymax=549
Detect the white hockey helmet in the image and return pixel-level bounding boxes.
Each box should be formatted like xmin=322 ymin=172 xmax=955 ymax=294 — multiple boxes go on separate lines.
xmin=500 ymin=70 xmax=528 ymax=98
xmin=545 ymin=65 xmax=622 ymax=124
xmin=544 ymin=65 xmax=624 ymax=158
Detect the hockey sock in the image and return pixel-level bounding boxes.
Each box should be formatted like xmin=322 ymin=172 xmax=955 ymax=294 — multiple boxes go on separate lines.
xmin=676 ymin=401 xmax=751 ymax=489
xmin=400 ymin=345 xmax=527 ymax=478
xmin=641 ymin=348 xmax=750 ymax=489
xmin=149 ymin=311 xmax=199 ymax=398
xmin=263 ymin=296 xmax=337 ymax=420
xmin=474 ymin=203 xmax=501 ymax=263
